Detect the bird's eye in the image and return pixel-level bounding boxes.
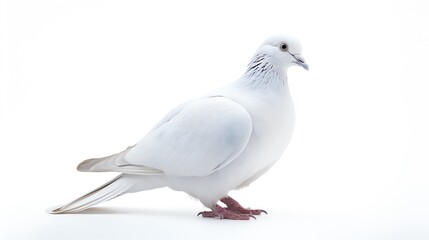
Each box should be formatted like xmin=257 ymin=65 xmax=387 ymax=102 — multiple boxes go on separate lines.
xmin=279 ymin=43 xmax=288 ymax=52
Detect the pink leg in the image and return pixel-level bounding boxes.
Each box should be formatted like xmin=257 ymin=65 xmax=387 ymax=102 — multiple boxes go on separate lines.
xmin=221 ymin=196 xmax=267 ymax=215
xmin=197 ymin=205 xmax=256 ymax=220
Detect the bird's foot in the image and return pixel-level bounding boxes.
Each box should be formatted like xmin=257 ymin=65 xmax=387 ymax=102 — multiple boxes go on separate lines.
xmin=198 ymin=205 xmax=256 ymax=220
xmin=221 ymin=196 xmax=267 ymax=215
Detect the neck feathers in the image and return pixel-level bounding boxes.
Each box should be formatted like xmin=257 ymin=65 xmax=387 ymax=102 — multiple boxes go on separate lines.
xmin=241 ymin=53 xmax=286 ymax=89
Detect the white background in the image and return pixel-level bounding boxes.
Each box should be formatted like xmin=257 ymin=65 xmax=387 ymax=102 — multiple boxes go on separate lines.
xmin=1 ymin=0 xmax=428 ymax=239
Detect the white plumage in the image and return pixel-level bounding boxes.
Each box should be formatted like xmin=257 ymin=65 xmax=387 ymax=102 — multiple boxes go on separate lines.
xmin=48 ymin=35 xmax=308 ymax=219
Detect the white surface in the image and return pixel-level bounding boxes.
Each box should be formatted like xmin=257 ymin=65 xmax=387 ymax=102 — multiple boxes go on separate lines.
xmin=1 ymin=0 xmax=428 ymax=239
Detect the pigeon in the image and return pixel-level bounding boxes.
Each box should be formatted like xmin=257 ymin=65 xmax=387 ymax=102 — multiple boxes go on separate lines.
xmin=47 ymin=35 xmax=308 ymax=220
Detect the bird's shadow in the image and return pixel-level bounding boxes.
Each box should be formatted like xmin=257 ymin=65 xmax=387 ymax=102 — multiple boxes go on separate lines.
xmin=69 ymin=206 xmax=195 ymax=218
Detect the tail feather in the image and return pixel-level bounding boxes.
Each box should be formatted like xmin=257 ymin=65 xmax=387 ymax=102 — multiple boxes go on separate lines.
xmin=47 ymin=174 xmax=132 ymax=214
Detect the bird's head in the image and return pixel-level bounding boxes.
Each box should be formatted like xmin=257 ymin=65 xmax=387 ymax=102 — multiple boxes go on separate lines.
xmin=254 ymin=35 xmax=308 ymax=71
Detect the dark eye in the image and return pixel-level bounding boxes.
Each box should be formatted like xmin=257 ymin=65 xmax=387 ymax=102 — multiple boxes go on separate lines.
xmin=279 ymin=43 xmax=288 ymax=51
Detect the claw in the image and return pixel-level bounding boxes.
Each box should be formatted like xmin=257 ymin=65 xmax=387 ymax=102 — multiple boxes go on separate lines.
xmin=198 ymin=205 xmax=254 ymax=220
xmin=198 ymin=196 xmax=269 ymax=220
xmin=221 ymin=196 xmax=267 ymax=216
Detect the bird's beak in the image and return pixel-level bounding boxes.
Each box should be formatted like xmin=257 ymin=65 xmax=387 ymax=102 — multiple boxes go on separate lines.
xmin=292 ymin=54 xmax=309 ymax=71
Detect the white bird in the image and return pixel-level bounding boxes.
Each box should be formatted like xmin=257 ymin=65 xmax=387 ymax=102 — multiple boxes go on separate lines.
xmin=47 ymin=35 xmax=308 ymax=220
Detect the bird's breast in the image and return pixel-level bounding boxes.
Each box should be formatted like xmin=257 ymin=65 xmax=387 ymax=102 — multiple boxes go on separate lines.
xmin=246 ymin=92 xmax=295 ymax=161
xmin=221 ymin=87 xmax=295 ymax=188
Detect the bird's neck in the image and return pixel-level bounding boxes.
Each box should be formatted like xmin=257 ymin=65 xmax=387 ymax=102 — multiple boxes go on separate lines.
xmin=238 ymin=54 xmax=287 ymax=91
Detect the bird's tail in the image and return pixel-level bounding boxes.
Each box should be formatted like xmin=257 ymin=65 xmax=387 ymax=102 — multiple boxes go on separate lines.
xmin=46 ymin=174 xmax=164 ymax=214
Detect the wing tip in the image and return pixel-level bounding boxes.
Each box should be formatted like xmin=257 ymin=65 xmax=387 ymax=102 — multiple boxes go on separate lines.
xmin=46 ymin=205 xmax=66 ymax=214
xmin=76 ymin=158 xmax=100 ymax=172
xmin=76 ymin=159 xmax=91 ymax=172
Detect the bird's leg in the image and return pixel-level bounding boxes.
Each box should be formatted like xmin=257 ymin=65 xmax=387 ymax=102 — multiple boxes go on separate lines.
xmin=221 ymin=196 xmax=267 ymax=215
xmin=197 ymin=204 xmax=256 ymax=220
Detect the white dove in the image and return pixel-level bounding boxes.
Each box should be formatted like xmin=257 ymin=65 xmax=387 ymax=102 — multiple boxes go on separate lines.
xmin=47 ymin=35 xmax=308 ymax=220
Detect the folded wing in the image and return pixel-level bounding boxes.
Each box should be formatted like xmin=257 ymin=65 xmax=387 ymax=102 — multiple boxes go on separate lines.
xmin=78 ymin=96 xmax=253 ymax=177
